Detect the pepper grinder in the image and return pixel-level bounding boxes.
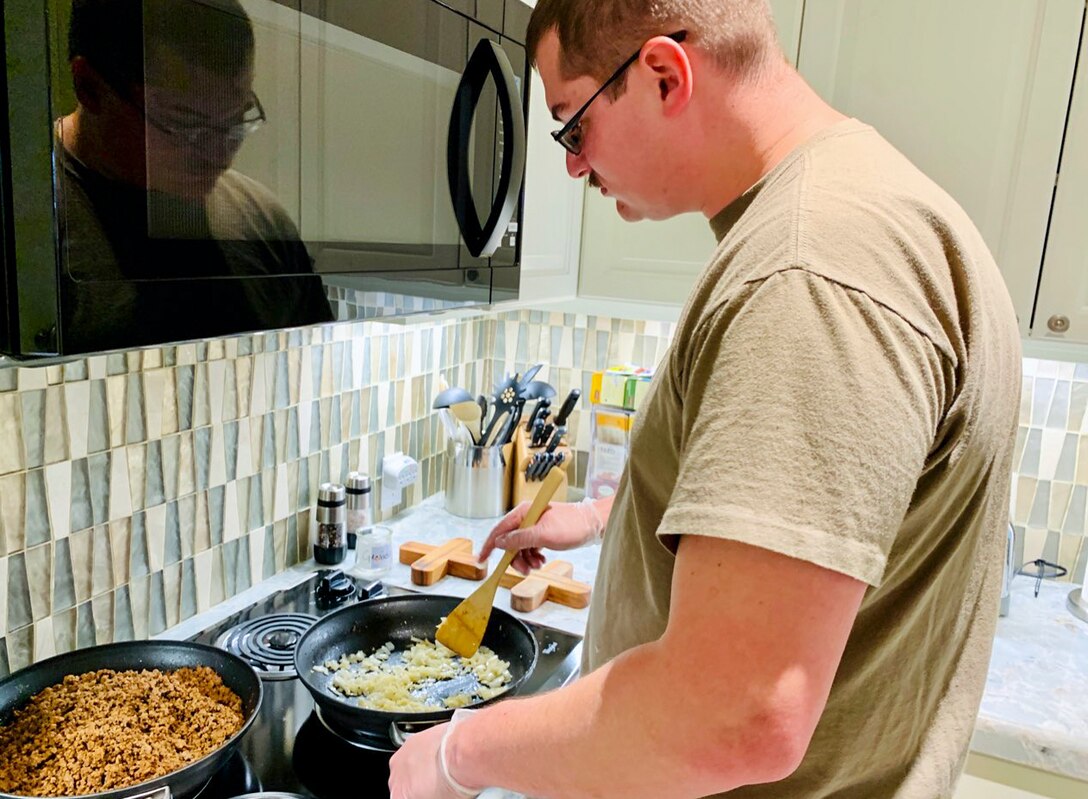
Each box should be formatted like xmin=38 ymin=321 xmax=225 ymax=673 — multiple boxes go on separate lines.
xmin=314 ymin=483 xmax=347 ymax=565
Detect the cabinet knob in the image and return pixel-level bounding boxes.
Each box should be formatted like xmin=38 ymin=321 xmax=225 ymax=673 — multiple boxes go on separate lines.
xmin=1048 ymin=315 xmax=1071 ymax=334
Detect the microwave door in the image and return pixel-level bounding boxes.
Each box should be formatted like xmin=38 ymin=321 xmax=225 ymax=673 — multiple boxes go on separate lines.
xmin=447 ymin=38 xmax=526 ymax=261
xmin=298 ymin=0 xmax=469 ymax=275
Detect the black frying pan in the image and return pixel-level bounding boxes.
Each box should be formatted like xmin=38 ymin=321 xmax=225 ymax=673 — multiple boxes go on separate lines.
xmin=294 ymin=594 xmax=538 ymax=747
xmin=0 ymin=641 xmax=262 ymax=799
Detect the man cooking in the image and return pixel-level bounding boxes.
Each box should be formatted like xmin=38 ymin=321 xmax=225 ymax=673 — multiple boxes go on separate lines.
xmin=389 ymin=1 xmax=1021 ymax=797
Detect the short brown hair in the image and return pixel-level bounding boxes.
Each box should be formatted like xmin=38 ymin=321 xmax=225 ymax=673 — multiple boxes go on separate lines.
xmin=527 ymin=0 xmax=780 ymax=94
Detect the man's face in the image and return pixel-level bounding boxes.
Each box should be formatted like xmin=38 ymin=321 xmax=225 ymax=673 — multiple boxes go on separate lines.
xmin=141 ymin=44 xmax=255 ymax=198
xmin=536 ymin=29 xmax=681 ymax=222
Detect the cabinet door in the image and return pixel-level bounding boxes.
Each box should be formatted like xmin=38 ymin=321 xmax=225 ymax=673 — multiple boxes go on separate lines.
xmin=1032 ymin=26 xmax=1088 ymax=343
xmin=520 ymin=70 xmax=584 ymax=300
xmin=771 ymin=0 xmax=804 ymax=66
xmin=577 ymin=0 xmax=804 ymax=305
xmin=797 ymin=0 xmax=1083 ymax=336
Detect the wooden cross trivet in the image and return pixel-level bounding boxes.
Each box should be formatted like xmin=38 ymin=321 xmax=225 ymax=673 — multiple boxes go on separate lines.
xmin=399 ymin=538 xmax=486 ymax=586
xmin=499 ymin=560 xmax=592 ymax=612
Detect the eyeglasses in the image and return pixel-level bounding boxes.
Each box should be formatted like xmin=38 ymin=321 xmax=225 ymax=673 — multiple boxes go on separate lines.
xmin=551 ymin=30 xmax=687 ymax=156
xmin=140 ymin=91 xmax=267 ymax=146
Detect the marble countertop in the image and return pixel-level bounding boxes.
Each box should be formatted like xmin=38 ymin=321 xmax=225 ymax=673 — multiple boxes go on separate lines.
xmin=971 ymin=577 xmax=1088 ymax=781
xmin=161 ymin=494 xmax=1088 ymax=787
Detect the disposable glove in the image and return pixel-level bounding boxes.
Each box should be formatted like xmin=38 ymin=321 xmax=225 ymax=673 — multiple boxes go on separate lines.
xmin=388 ymin=709 xmax=479 ymax=799
xmin=478 ymin=497 xmax=606 ymax=574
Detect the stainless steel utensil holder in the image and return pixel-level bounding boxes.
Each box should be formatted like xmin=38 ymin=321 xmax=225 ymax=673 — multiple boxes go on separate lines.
xmin=444 ymin=441 xmax=508 ymax=518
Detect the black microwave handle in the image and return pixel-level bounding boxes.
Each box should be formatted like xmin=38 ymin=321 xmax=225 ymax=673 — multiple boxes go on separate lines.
xmin=447 ymin=39 xmax=527 ymax=259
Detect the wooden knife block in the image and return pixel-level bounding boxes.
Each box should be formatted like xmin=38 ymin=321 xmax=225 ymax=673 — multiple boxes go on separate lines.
xmin=511 ymin=422 xmax=571 ymax=508
xmin=399 ymin=538 xmax=487 ymax=586
xmin=498 ymin=560 xmax=591 ymax=612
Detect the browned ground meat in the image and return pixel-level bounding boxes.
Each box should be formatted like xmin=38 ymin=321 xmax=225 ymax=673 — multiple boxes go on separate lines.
xmin=0 ymin=666 xmax=245 ymax=797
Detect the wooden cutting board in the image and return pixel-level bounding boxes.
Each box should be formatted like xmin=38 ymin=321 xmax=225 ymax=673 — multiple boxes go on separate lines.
xmin=399 ymin=538 xmax=487 ymax=586
xmin=499 ymin=560 xmax=592 ymax=612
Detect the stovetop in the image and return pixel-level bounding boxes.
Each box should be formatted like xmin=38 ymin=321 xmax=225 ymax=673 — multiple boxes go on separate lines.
xmin=187 ymin=570 xmax=584 ymax=799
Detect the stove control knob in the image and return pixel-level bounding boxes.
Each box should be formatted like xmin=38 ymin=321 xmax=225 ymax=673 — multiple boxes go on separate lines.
xmin=316 ymin=570 xmax=358 ymax=609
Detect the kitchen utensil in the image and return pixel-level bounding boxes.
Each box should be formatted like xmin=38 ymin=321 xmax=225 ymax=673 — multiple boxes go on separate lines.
xmin=525 ymin=452 xmax=541 ymax=480
xmin=484 ymin=374 xmax=521 ymax=440
xmin=520 ymin=380 xmax=556 ymax=401
xmin=543 ymin=454 xmax=559 ymax=480
xmin=545 ymin=425 xmax=566 ymax=453
xmin=432 ymin=385 xmax=475 ymax=410
xmin=477 ymin=394 xmax=489 ymax=421
xmin=510 ymin=419 xmax=571 ymax=507
xmin=519 ymin=362 xmax=545 ymax=387
xmin=496 ymin=397 xmax=526 ymax=446
xmin=449 ymin=399 xmax=483 ymax=443
xmin=436 ymin=408 xmax=459 ymax=443
xmin=526 ymin=398 xmax=550 ymax=432
xmin=0 ymin=641 xmax=262 ymax=799
xmin=553 ymin=388 xmax=582 ymax=427
xmin=544 ymin=452 xmax=565 ymax=479
xmin=538 ymin=454 xmax=555 ymax=481
xmin=538 ymin=422 xmax=555 ymax=449
xmin=294 ymin=595 xmax=538 ymax=746
xmin=499 ymin=560 xmax=592 ymax=612
xmin=400 ymin=539 xmax=488 ymax=585
xmin=529 ymin=418 xmax=546 ymax=449
xmin=436 ymin=467 xmax=565 ymax=657
xmin=483 ymin=410 xmax=510 ymax=446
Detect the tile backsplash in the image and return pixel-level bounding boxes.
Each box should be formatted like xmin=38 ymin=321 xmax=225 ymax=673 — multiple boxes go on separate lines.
xmin=0 ymin=306 xmax=1082 ymax=675
xmin=0 ymin=316 xmax=493 ymax=674
xmin=1010 ymin=358 xmax=1088 ymax=584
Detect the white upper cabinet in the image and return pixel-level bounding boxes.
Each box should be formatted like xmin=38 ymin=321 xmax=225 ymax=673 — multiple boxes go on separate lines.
xmin=797 ymin=0 xmax=1084 ymax=336
xmin=1033 ymin=24 xmax=1088 ymax=344
xmin=577 ymin=0 xmax=805 ymax=305
xmin=771 ymin=0 xmax=805 ymax=65
xmin=520 ymin=69 xmax=584 ymax=300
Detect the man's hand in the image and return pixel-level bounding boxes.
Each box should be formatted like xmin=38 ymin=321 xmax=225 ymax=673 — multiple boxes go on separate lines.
xmin=388 ymin=715 xmax=480 ymax=799
xmin=477 ymin=497 xmax=609 ymax=574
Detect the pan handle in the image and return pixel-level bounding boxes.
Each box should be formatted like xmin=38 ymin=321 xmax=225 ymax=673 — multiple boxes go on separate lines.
xmin=389 ymin=719 xmax=446 ymax=748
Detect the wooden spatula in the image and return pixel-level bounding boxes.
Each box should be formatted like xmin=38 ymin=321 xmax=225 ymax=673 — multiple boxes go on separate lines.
xmin=436 ymin=467 xmax=566 ymax=657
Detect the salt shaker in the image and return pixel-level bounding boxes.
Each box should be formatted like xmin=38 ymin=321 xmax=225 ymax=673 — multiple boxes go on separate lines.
xmin=314 ymin=483 xmax=347 ymax=565
xmin=345 ymin=472 xmax=372 ymax=552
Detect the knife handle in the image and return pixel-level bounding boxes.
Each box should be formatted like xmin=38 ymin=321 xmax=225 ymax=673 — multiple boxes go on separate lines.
xmin=539 ymin=423 xmax=555 ymax=450
xmin=527 ymin=398 xmax=550 ymax=432
xmin=553 ymin=389 xmax=581 ymax=428
xmin=545 ymin=424 xmax=566 ymax=454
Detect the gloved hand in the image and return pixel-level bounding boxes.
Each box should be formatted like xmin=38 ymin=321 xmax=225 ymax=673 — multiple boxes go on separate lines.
xmin=388 ymin=709 xmax=480 ymax=799
xmin=478 ymin=497 xmax=607 ymax=574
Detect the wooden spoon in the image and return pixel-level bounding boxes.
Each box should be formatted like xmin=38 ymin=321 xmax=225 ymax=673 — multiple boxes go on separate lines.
xmin=436 ymin=467 xmax=566 ymax=657
xmin=449 ymin=400 xmax=483 ymax=444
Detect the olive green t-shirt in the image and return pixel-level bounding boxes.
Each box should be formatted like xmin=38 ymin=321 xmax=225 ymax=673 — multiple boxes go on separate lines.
xmin=582 ymin=119 xmax=1021 ymax=798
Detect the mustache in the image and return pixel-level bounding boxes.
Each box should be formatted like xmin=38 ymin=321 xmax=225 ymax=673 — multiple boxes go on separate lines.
xmin=588 ymin=172 xmax=602 ymax=189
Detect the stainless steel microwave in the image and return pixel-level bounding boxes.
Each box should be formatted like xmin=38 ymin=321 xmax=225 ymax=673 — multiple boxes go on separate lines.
xmin=0 ymin=0 xmax=530 ymax=357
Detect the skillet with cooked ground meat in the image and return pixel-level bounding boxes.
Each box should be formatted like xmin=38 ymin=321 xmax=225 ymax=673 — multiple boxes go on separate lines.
xmin=0 ymin=666 xmax=245 ymax=797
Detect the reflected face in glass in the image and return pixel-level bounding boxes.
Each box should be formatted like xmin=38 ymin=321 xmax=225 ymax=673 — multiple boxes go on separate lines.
xmin=141 ymin=48 xmax=260 ymax=198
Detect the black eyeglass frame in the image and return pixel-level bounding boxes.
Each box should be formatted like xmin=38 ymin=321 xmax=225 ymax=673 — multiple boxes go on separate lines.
xmin=551 ymin=30 xmax=687 ymax=156
xmin=124 ymin=87 xmax=267 ymax=146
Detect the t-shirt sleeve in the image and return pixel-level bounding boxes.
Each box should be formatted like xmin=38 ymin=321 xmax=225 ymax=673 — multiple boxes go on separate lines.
xmin=657 ymin=267 xmax=949 ymax=586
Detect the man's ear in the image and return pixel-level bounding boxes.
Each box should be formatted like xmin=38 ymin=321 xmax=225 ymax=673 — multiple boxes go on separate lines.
xmin=640 ymin=36 xmax=693 ymax=116
xmin=70 ymin=56 xmax=109 ymax=113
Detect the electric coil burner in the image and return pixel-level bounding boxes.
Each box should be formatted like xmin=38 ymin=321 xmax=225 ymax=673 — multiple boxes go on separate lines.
xmin=216 ymin=614 xmax=318 ymax=680
xmin=183 ymin=571 xmax=583 ymax=798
